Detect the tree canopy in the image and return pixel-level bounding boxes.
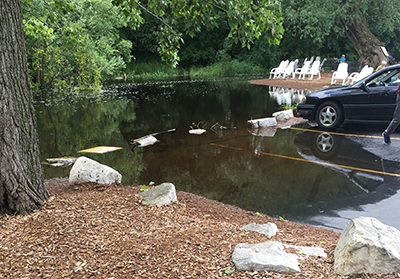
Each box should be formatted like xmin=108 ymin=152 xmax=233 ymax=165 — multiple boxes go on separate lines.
xmin=23 ymin=0 xmax=133 ymax=91
xmin=282 ymin=0 xmax=400 ymax=66
xmin=22 ymin=0 xmax=285 ymax=91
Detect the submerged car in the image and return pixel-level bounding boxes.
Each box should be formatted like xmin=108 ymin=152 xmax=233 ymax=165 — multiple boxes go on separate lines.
xmin=297 ymin=64 xmax=400 ymax=129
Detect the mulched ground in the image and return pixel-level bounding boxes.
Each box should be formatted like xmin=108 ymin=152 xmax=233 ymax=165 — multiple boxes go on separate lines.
xmin=1 ymin=75 xmax=398 ymax=278
xmin=0 ymin=178 xmax=399 ymax=278
xmin=249 ymin=72 xmax=335 ymax=90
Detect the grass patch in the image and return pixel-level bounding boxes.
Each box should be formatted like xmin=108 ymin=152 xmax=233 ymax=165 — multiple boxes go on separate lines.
xmin=125 ymin=58 xmax=187 ymax=79
xmin=123 ymin=59 xmax=267 ymax=81
xmin=189 ymin=60 xmax=266 ymax=77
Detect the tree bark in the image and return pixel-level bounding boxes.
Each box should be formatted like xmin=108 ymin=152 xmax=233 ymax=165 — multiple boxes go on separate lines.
xmin=0 ymin=0 xmax=50 ymax=214
xmin=341 ymin=17 xmax=387 ymax=68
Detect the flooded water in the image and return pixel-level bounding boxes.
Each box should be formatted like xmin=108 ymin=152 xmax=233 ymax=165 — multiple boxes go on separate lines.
xmin=34 ymin=78 xmax=400 ymax=232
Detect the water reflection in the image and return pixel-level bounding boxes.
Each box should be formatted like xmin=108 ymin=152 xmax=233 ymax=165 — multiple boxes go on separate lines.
xmin=268 ymin=86 xmax=310 ymax=106
xmin=34 ymin=79 xmax=400 ymax=231
xmin=293 ymin=128 xmax=400 ymax=230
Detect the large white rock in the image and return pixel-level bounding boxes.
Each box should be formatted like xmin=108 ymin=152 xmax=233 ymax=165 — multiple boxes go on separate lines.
xmin=272 ymin=109 xmax=294 ymax=122
xmin=69 ymin=156 xmax=122 ymax=185
xmin=247 ymin=117 xmax=277 ymax=129
xmin=241 ymin=223 xmax=278 ymax=238
xmin=232 ymin=242 xmax=300 ymax=273
xmin=334 ymin=216 xmax=400 ymax=275
xmin=137 ymin=183 xmax=177 ymax=206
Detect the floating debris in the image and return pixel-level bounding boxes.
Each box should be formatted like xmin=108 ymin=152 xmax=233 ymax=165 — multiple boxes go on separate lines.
xmin=78 ymin=146 xmax=123 ymax=154
xmin=131 ymin=135 xmax=158 ymax=147
xmin=44 ymin=157 xmax=78 ymax=167
xmin=189 ymin=122 xmax=207 ymax=135
xmin=189 ymin=129 xmax=207 ymax=135
xmin=190 ymin=121 xmax=207 ymax=129
xmin=130 ymin=129 xmax=176 ymax=148
xmin=210 ymin=122 xmax=236 ymax=134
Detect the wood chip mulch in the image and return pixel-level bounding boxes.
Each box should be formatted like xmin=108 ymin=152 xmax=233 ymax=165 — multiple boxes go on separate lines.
xmin=1 ymin=178 xmax=399 ymax=278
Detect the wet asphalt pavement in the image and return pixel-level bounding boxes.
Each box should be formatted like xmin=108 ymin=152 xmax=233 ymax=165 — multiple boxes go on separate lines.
xmin=296 ymin=123 xmax=400 ymax=231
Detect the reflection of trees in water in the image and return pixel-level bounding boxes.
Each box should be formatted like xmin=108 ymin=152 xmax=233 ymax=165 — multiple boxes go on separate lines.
xmin=35 ymin=91 xmax=144 ymax=183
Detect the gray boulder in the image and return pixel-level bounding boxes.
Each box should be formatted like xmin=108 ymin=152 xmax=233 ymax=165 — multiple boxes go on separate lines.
xmin=69 ymin=156 xmax=122 ymax=185
xmin=241 ymin=223 xmax=278 ymax=238
xmin=137 ymin=183 xmax=177 ymax=206
xmin=232 ymin=242 xmax=300 ymax=273
xmin=334 ymin=216 xmax=400 ymax=275
xmin=272 ymin=109 xmax=294 ymax=122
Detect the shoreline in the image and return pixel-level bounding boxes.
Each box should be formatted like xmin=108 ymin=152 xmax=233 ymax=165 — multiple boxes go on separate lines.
xmin=248 ymin=71 xmax=335 ymax=90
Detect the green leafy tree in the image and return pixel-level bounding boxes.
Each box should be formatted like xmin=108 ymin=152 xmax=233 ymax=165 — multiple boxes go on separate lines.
xmin=282 ymin=0 xmax=400 ymax=67
xmin=1 ymin=0 xmax=284 ymax=214
xmin=112 ymin=0 xmax=284 ymax=67
xmin=23 ymin=0 xmax=133 ymax=91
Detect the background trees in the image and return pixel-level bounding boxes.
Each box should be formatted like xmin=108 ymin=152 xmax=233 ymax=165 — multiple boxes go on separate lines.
xmin=22 ymin=0 xmax=284 ymax=89
xmin=117 ymin=0 xmax=400 ymax=76
xmin=23 ymin=0 xmax=133 ymax=91
xmin=282 ymin=0 xmax=400 ymax=67
xmin=21 ymin=0 xmax=400 ymax=88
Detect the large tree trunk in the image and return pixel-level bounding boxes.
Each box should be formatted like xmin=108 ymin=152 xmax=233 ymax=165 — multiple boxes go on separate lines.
xmin=340 ymin=17 xmax=388 ymax=68
xmin=0 ymin=0 xmax=50 ymax=214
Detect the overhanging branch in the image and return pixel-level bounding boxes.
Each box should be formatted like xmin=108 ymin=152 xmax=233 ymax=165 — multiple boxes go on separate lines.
xmin=133 ymin=0 xmax=180 ymax=39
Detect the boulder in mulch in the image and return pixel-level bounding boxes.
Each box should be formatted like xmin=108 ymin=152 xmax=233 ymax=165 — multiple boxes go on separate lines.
xmin=334 ymin=216 xmax=400 ymax=275
xmin=137 ymin=182 xmax=178 ymax=206
xmin=232 ymin=241 xmax=300 ymax=273
xmin=69 ymin=156 xmax=122 ymax=185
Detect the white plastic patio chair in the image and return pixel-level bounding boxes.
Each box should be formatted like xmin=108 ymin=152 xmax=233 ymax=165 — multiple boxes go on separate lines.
xmin=347 ymin=65 xmax=374 ymax=84
xmin=294 ymin=61 xmax=311 ymax=79
xmin=269 ymin=60 xmax=289 ymax=79
xmin=305 ymin=60 xmax=321 ymax=80
xmin=308 ymin=56 xmax=315 ymax=66
xmin=331 ymin=63 xmax=349 ymax=85
xmin=274 ymin=60 xmax=289 ymax=79
xmin=282 ymin=59 xmax=299 ymax=79
xmin=319 ymin=58 xmax=327 ymax=71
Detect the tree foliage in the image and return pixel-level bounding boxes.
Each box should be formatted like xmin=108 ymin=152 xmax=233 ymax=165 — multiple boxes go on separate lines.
xmin=282 ymin=0 xmax=400 ymax=66
xmin=23 ymin=0 xmax=133 ymax=91
xmin=111 ymin=0 xmax=284 ymax=67
xmin=22 ymin=0 xmax=284 ymax=89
